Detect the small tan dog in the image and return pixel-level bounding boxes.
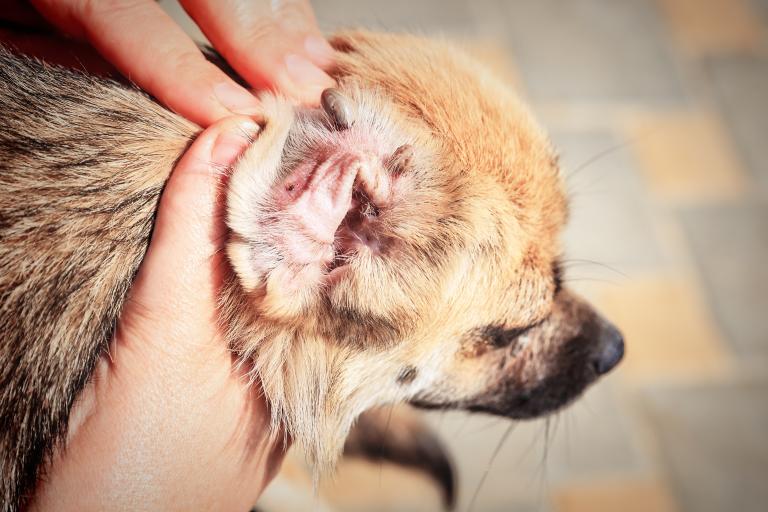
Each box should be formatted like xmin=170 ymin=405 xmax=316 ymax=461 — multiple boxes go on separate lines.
xmin=0 ymin=31 xmax=624 ymax=510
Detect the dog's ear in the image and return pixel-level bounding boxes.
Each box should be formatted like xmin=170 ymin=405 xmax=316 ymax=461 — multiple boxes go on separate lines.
xmin=344 ymin=405 xmax=456 ymax=510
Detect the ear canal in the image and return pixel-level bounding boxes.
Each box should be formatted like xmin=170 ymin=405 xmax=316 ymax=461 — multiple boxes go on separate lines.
xmin=321 ymin=88 xmax=356 ymax=130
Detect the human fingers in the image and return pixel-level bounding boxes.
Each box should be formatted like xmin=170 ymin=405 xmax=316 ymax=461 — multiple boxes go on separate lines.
xmin=30 ymin=0 xmax=262 ymax=126
xmin=127 ymin=115 xmax=258 ymax=326
xmin=180 ymin=0 xmax=335 ymax=105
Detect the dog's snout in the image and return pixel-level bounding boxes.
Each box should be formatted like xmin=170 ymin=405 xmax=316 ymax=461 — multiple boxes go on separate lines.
xmin=591 ymin=323 xmax=624 ymax=375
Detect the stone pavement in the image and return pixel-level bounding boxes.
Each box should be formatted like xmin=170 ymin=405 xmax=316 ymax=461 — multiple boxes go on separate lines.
xmin=162 ymin=1 xmax=768 ymax=510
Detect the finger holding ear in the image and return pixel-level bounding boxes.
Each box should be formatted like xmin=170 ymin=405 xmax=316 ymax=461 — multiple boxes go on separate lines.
xmin=180 ymin=0 xmax=336 ymax=105
xmin=30 ymin=0 xmax=263 ymax=126
xmin=127 ymin=115 xmax=259 ymax=327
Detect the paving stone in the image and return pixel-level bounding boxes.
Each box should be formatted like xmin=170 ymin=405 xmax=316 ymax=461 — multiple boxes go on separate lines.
xmin=422 ymin=410 xmax=554 ymax=511
xmin=490 ymin=0 xmax=685 ymax=104
xmin=552 ymin=130 xmax=668 ymax=273
xmin=706 ymin=56 xmax=768 ymax=197
xmin=640 ymin=380 xmax=768 ymax=512
xmin=423 ymin=374 xmax=646 ymax=511
xmin=625 ymin=111 xmax=748 ymax=204
xmin=322 ymin=459 xmax=444 ymax=512
xmin=752 ymin=0 xmax=768 ymax=23
xmin=313 ymin=0 xmax=477 ymax=36
xmin=463 ymin=42 xmax=525 ymax=92
xmin=657 ymin=0 xmax=764 ymax=55
xmin=594 ymin=276 xmax=735 ymax=382
xmin=552 ymin=477 xmax=679 ymax=512
xmin=679 ymin=202 xmax=768 ymax=357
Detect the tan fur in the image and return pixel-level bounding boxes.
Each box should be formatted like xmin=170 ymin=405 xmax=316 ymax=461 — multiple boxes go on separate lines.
xmin=0 ymin=31 xmax=622 ymax=511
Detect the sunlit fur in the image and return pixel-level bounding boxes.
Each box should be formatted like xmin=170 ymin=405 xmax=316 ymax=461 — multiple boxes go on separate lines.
xmin=0 ymin=31 xmax=618 ymax=511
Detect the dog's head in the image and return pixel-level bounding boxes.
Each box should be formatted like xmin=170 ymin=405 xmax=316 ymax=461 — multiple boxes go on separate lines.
xmin=222 ymin=31 xmax=623 ymax=468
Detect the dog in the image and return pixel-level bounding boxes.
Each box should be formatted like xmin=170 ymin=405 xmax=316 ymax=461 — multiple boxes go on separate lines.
xmin=0 ymin=30 xmax=624 ymax=510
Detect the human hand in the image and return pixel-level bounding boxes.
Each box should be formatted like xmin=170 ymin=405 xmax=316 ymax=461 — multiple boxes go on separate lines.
xmin=29 ymin=117 xmax=286 ymax=510
xmin=2 ymin=0 xmax=335 ymax=125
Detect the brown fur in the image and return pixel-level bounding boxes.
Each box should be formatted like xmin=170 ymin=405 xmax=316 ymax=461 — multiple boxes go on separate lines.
xmin=0 ymin=47 xmax=196 ymax=509
xmin=0 ymin=30 xmax=622 ymax=511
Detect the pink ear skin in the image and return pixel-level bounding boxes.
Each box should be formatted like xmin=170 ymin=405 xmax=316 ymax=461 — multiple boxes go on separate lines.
xmin=257 ymin=150 xmax=392 ymax=319
xmin=276 ymin=152 xmax=368 ymax=256
xmin=225 ymin=94 xmax=405 ymax=321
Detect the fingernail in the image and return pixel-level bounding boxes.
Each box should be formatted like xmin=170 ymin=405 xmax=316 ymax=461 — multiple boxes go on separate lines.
xmin=212 ymin=120 xmax=259 ymax=165
xmin=304 ymin=35 xmax=335 ymax=65
xmin=284 ymin=53 xmax=335 ymax=93
xmin=214 ymin=82 xmax=262 ymax=116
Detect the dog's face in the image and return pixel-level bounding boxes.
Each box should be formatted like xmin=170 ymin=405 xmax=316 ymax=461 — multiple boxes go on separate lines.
xmin=223 ymin=31 xmax=623 ymax=466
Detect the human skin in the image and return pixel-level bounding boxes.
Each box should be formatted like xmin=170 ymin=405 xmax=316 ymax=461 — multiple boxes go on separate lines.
xmin=28 ymin=117 xmax=288 ymax=511
xmin=2 ymin=0 xmax=335 ymax=126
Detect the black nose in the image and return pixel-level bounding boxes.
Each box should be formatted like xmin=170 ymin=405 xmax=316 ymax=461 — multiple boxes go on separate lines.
xmin=591 ymin=324 xmax=625 ymax=375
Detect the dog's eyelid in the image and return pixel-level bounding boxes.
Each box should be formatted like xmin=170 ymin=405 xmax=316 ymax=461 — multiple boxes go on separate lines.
xmin=552 ymin=259 xmax=564 ymax=295
xmin=478 ymin=318 xmax=544 ymax=348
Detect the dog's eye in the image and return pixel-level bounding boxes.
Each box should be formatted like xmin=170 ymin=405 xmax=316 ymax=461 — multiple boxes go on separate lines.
xmin=480 ymin=324 xmax=534 ymax=349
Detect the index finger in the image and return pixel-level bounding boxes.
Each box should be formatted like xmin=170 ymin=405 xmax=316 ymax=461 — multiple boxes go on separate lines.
xmin=31 ymin=0 xmax=262 ymax=126
xmin=181 ymin=0 xmax=335 ymax=105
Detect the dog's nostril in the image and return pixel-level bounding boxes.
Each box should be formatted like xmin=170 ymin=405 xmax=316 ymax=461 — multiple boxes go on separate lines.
xmin=591 ymin=324 xmax=625 ymax=375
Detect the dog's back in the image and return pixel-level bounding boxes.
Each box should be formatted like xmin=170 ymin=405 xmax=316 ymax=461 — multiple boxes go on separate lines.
xmin=0 ymin=48 xmax=196 ymax=509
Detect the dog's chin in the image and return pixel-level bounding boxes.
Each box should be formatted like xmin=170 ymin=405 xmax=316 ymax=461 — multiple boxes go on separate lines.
xmin=409 ymin=379 xmax=593 ymax=421
xmin=461 ymin=376 xmax=595 ymax=420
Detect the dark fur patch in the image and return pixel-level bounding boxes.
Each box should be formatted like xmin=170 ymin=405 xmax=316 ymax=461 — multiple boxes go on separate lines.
xmin=460 ymin=320 xmax=543 ymax=358
xmin=397 ymin=365 xmax=418 ymax=385
xmin=552 ymin=259 xmax=564 ymax=295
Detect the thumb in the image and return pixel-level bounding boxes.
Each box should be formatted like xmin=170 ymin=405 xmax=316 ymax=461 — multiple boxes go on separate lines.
xmin=132 ymin=116 xmax=259 ymax=306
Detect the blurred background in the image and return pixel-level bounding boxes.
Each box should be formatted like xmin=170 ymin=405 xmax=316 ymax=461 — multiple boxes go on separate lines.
xmin=162 ymin=1 xmax=768 ymax=510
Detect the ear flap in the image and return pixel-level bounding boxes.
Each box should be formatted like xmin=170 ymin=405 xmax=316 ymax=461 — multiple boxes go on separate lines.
xmin=225 ymin=91 xmax=393 ymax=321
xmin=226 ymin=94 xmax=293 ymax=242
xmin=226 ymin=236 xmax=260 ymax=293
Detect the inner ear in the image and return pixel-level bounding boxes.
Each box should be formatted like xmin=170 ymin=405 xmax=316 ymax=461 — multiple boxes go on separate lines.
xmin=226 ymin=100 xmax=397 ymax=320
